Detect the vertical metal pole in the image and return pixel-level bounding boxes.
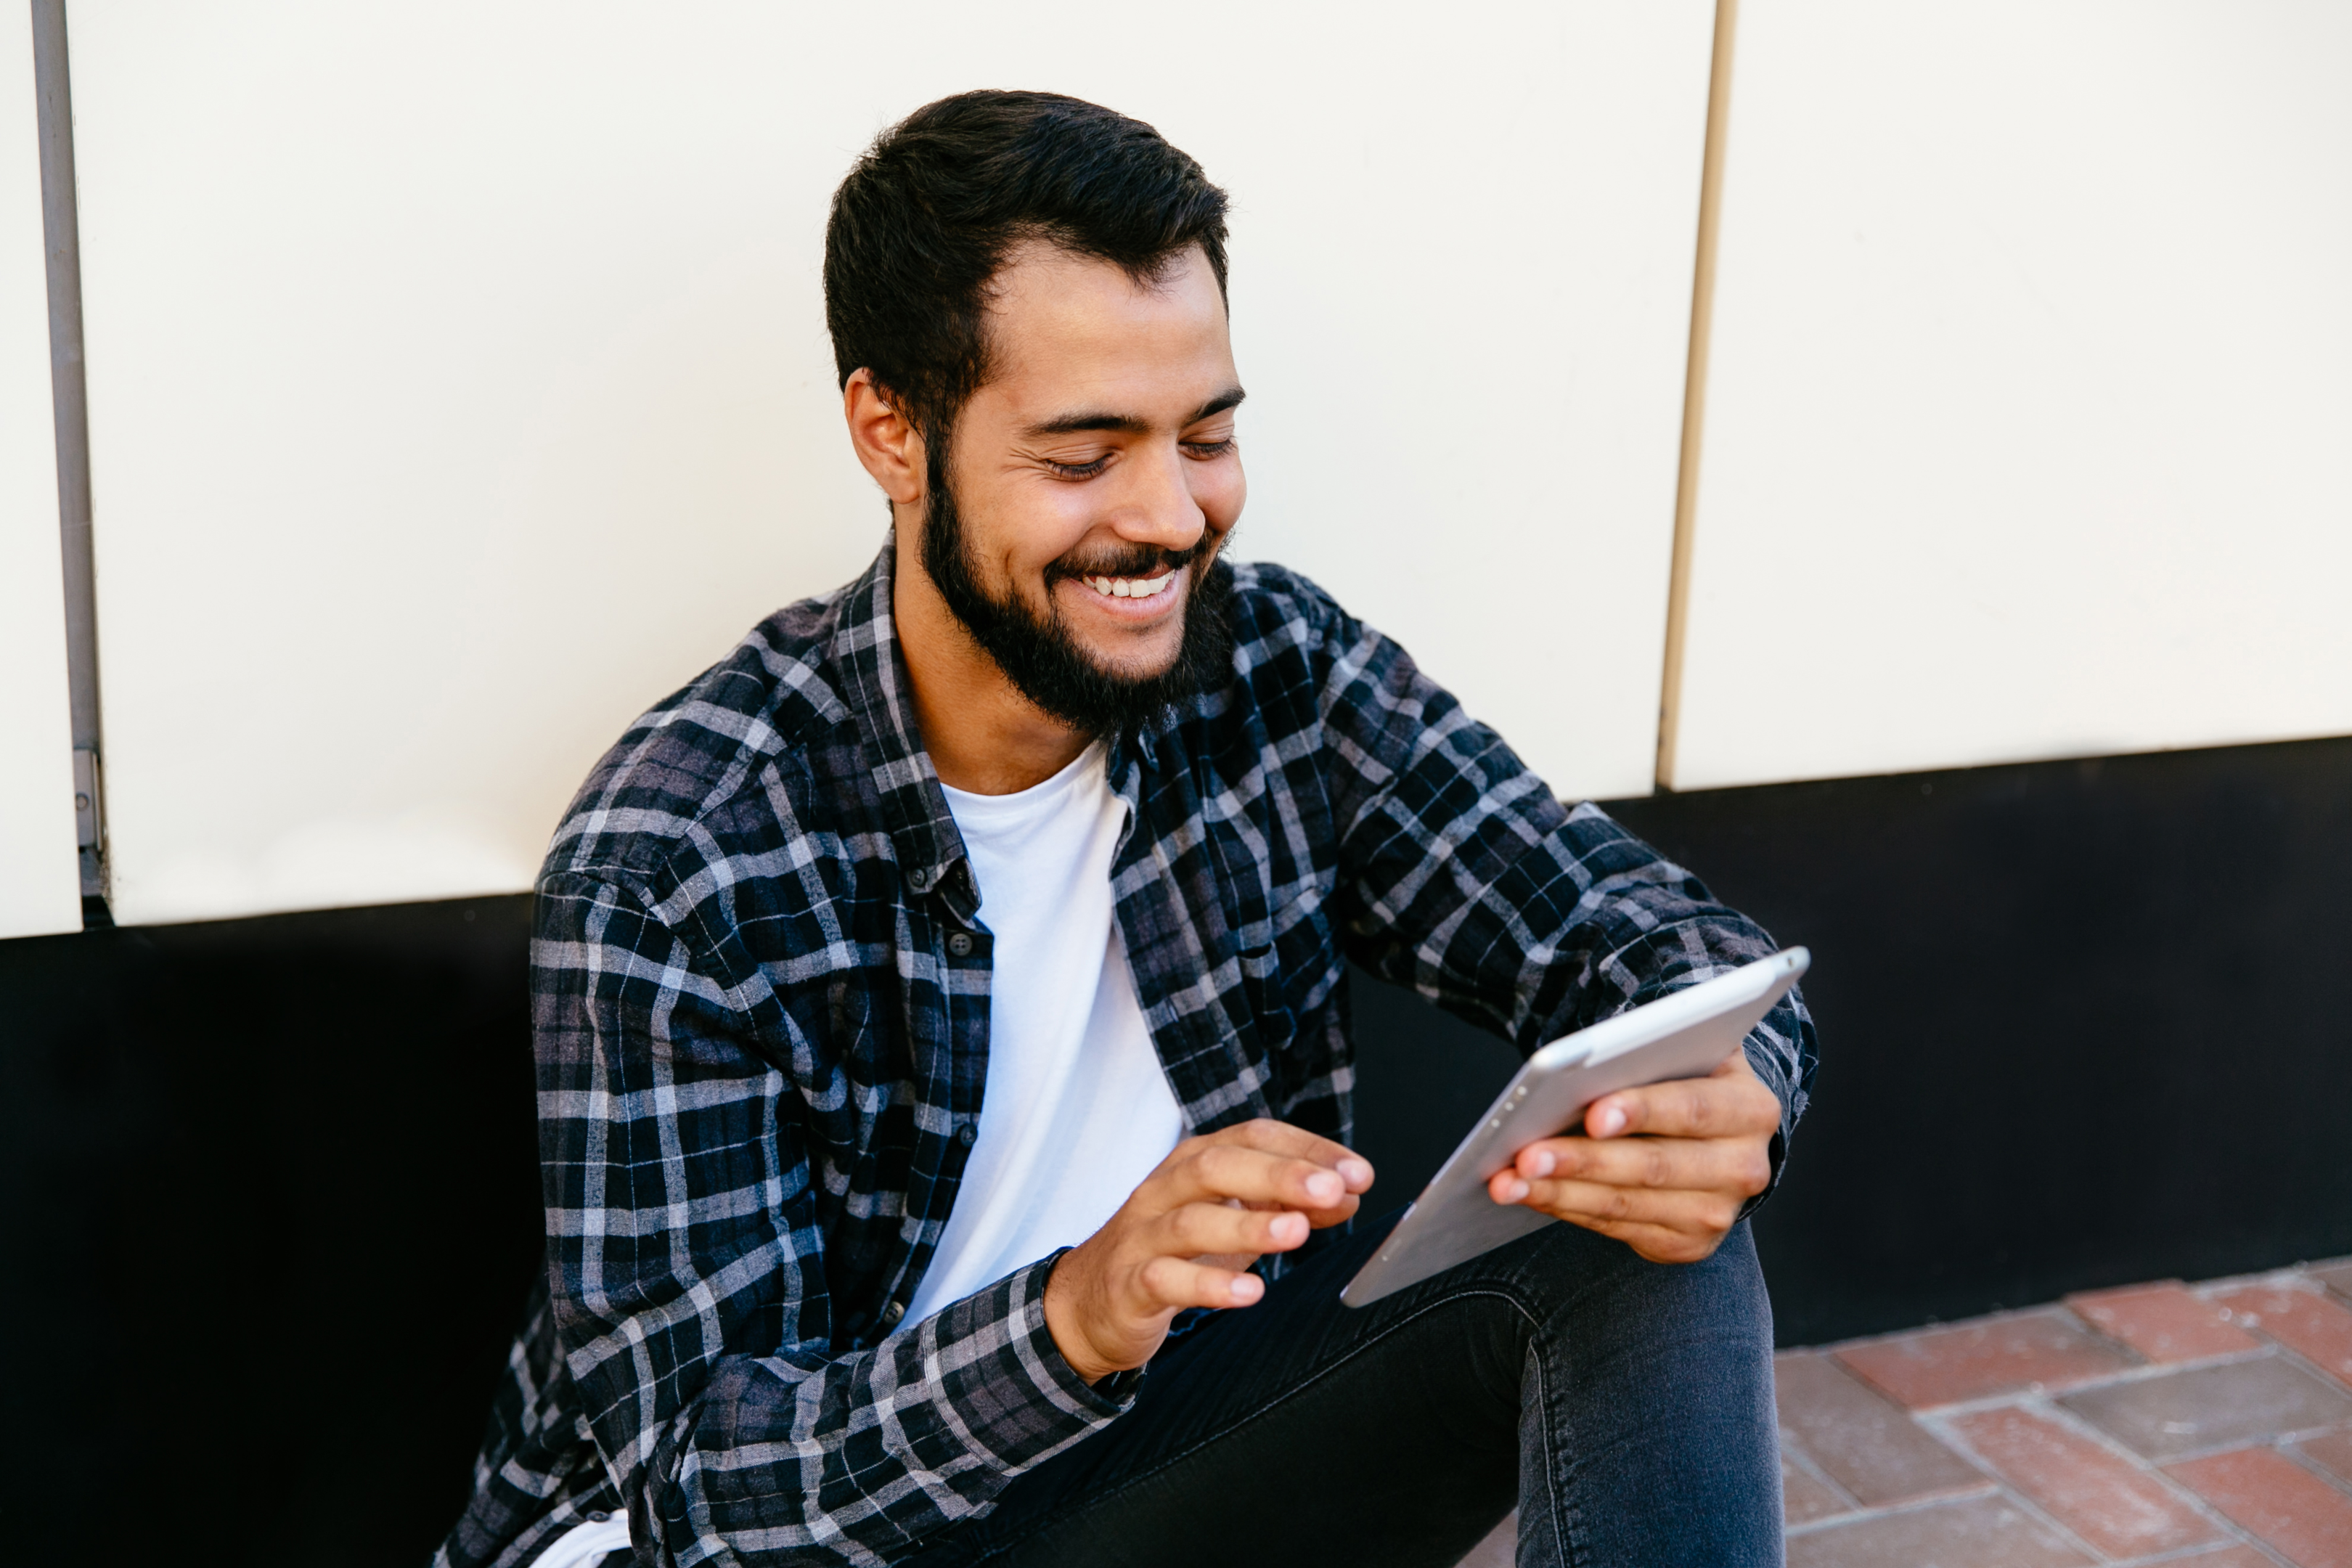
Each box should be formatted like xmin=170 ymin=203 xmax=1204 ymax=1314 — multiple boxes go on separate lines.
xmin=29 ymin=0 xmax=105 ymax=915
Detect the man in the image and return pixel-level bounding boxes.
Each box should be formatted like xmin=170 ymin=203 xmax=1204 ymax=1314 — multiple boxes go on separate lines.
xmin=440 ymin=90 xmax=1814 ymax=1568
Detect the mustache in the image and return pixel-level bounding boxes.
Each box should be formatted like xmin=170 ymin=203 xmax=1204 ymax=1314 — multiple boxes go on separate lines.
xmin=1044 ymin=536 xmax=1214 ymax=585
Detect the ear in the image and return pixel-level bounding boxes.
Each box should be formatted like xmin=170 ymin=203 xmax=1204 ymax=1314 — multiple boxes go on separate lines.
xmin=843 ymin=368 xmax=926 ymax=507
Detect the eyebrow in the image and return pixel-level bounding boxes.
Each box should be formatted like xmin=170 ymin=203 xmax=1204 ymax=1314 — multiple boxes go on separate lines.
xmin=1023 ymin=385 xmax=1247 ymax=439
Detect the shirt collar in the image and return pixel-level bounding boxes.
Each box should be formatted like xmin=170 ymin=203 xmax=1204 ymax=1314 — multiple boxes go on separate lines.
xmin=830 ymin=532 xmax=968 ymax=902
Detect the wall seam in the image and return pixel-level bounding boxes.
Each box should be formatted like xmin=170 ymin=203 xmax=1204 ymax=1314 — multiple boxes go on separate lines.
xmin=29 ymin=0 xmax=104 ymax=917
xmin=1654 ymin=0 xmax=1739 ymax=793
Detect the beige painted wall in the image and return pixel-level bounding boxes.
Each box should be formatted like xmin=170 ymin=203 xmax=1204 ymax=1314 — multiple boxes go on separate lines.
xmin=0 ymin=21 xmax=80 ymax=941
xmin=69 ymin=1 xmax=1715 ymax=926
xmin=1667 ymin=0 xmax=2352 ymax=789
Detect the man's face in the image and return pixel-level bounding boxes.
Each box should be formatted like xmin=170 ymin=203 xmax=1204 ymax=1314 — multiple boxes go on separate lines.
xmin=920 ymin=240 xmax=1245 ymax=733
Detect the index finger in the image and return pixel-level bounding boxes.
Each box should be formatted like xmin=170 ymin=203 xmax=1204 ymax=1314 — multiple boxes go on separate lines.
xmin=1212 ymin=1118 xmax=1376 ymax=1192
xmin=1152 ymin=1143 xmax=1344 ymax=1215
xmin=1585 ymin=1052 xmax=1775 ymax=1140
xmin=1157 ymin=1138 xmax=1371 ymax=1220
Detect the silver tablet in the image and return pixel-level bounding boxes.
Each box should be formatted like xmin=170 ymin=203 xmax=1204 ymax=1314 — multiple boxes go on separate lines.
xmin=1339 ymin=947 xmax=1808 ymax=1308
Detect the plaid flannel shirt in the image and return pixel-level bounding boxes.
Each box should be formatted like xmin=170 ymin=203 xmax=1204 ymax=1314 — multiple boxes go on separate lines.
xmin=436 ymin=536 xmax=1816 ymax=1568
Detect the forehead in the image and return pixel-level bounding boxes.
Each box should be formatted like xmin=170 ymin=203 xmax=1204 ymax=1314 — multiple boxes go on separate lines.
xmin=979 ymin=240 xmax=1234 ymax=411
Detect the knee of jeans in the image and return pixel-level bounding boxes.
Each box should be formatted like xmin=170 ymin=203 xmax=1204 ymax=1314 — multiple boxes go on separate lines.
xmin=1508 ymin=1218 xmax=1770 ymax=1337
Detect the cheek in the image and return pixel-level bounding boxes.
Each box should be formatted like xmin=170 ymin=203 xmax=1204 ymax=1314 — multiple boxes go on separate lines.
xmin=1194 ymin=460 xmax=1246 ymax=533
xmin=973 ymin=478 xmax=1091 ymax=583
xmin=1031 ymin=472 xmax=1120 ymax=544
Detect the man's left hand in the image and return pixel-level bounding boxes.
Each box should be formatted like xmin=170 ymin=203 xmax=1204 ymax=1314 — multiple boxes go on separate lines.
xmin=1487 ymin=1050 xmax=1779 ymax=1265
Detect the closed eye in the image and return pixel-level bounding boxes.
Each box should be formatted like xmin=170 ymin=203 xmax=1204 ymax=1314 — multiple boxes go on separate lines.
xmin=1182 ymin=439 xmax=1236 ymax=460
xmin=1045 ymin=454 xmax=1112 ymax=479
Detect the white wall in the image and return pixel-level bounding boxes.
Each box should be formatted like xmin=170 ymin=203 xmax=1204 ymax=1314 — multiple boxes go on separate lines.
xmin=0 ymin=21 xmax=80 ymax=941
xmin=68 ymin=1 xmax=1715 ymax=927
xmin=1667 ymin=0 xmax=2352 ymax=790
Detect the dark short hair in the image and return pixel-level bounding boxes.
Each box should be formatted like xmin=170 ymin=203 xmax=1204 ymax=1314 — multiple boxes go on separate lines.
xmin=823 ymin=90 xmax=1230 ymax=444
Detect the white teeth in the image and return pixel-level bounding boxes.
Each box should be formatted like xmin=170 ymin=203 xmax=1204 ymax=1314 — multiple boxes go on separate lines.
xmin=1083 ymin=571 xmax=1175 ymax=600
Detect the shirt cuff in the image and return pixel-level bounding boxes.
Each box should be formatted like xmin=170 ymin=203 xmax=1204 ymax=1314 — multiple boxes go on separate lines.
xmin=924 ymin=1252 xmax=1140 ymax=1471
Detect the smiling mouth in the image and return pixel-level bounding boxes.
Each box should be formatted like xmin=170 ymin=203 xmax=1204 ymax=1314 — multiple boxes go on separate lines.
xmin=1077 ymin=570 xmax=1178 ymax=602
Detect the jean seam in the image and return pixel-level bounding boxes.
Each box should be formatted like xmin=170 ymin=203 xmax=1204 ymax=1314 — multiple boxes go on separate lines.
xmin=1524 ymin=1336 xmax=1588 ymax=1568
xmin=967 ymin=1286 xmax=1543 ymax=1564
xmin=1529 ymin=1342 xmax=1557 ymax=1568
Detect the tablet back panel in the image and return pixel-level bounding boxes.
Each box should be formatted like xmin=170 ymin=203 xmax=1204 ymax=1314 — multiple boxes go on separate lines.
xmin=1339 ymin=949 xmax=1807 ymax=1307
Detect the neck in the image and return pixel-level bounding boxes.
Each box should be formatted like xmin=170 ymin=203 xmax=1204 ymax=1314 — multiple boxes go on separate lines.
xmin=891 ymin=519 xmax=1092 ymax=796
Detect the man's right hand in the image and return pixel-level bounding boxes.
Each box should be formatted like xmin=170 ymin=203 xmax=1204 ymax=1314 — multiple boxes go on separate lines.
xmin=1042 ymin=1119 xmax=1374 ymax=1383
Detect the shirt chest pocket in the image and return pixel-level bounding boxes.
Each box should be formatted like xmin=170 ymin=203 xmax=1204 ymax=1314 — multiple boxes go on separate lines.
xmin=1207 ymin=815 xmax=1338 ymax=1058
xmin=773 ymin=977 xmax=899 ymax=1151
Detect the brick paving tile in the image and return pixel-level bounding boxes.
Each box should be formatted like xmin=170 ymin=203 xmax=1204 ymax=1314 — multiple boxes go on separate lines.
xmin=2061 ymin=1355 xmax=2352 ymax=1461
xmin=2298 ymin=1428 xmax=2352 ymax=1487
xmin=1776 ymin=1351 xmax=1987 ymax=1504
xmin=1453 ymin=1511 xmax=1514 ymax=1568
xmin=2168 ymin=1548 xmax=2296 ymax=1568
xmin=2216 ymin=1284 xmax=2352 ymax=1389
xmin=1785 ymin=1495 xmax=2094 ymax=1568
xmin=1834 ymin=1307 xmax=2142 ymax=1408
xmin=1781 ymin=1448 xmax=1853 ymax=1526
xmin=2165 ymin=1445 xmax=2352 ymax=1567
xmin=2070 ymin=1281 xmax=2264 ymax=1363
xmin=2314 ymin=1262 xmax=2352 ymax=1305
xmin=1945 ymin=1405 xmax=2222 ymax=1558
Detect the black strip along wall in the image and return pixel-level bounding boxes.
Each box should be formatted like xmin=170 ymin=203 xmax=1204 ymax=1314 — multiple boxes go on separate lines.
xmin=4 ymin=734 xmax=2350 ymax=1565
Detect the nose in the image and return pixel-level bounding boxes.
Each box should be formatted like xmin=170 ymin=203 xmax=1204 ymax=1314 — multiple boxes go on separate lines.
xmin=1106 ymin=440 xmax=1206 ymax=554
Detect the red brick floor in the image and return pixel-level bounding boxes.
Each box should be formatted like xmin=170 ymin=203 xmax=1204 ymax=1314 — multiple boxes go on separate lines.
xmin=1455 ymin=1256 xmax=2352 ymax=1567
xmin=1781 ymin=1258 xmax=2352 ymax=1567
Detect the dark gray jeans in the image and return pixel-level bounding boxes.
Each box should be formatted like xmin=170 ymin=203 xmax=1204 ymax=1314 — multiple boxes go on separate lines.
xmin=905 ymin=1211 xmax=1783 ymax=1567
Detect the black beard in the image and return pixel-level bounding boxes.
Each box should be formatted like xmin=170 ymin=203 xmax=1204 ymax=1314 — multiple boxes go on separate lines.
xmin=918 ymin=439 xmax=1234 ymax=739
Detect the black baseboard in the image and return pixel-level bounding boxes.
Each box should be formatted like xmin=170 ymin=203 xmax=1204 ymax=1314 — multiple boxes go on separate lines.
xmin=0 ymin=897 xmax=542 ymax=1566
xmin=1608 ymin=734 xmax=2352 ymax=1344
xmin=1355 ymin=748 xmax=2352 ymax=1352
xmin=1360 ymin=735 xmax=2352 ymax=1347
xmin=4 ymin=732 xmax=2348 ymax=1561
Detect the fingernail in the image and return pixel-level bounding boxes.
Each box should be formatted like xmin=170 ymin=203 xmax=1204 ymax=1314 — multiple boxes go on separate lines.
xmin=1305 ymin=1171 xmax=1343 ymax=1204
xmin=1500 ymin=1179 xmax=1530 ymax=1203
xmin=1230 ymin=1275 xmax=1259 ymax=1303
xmin=1337 ymin=1157 xmax=1373 ymax=1188
xmin=1273 ymin=1212 xmax=1307 ymax=1245
xmin=1591 ymin=1106 xmax=1625 ymax=1137
xmin=1526 ymin=1150 xmax=1556 ymax=1177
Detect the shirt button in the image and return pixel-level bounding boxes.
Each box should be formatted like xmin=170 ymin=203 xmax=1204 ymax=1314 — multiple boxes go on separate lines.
xmin=957 ymin=1122 xmax=977 ymax=1148
xmin=907 ymin=867 xmax=934 ymax=892
xmin=587 ymin=1511 xmax=611 ymax=1523
xmin=881 ymin=1299 xmax=905 ymax=1327
xmin=947 ymin=931 xmax=973 ymax=957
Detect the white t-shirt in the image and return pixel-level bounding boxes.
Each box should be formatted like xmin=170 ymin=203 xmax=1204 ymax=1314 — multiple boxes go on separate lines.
xmin=903 ymin=742 xmax=1188 ymax=1326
